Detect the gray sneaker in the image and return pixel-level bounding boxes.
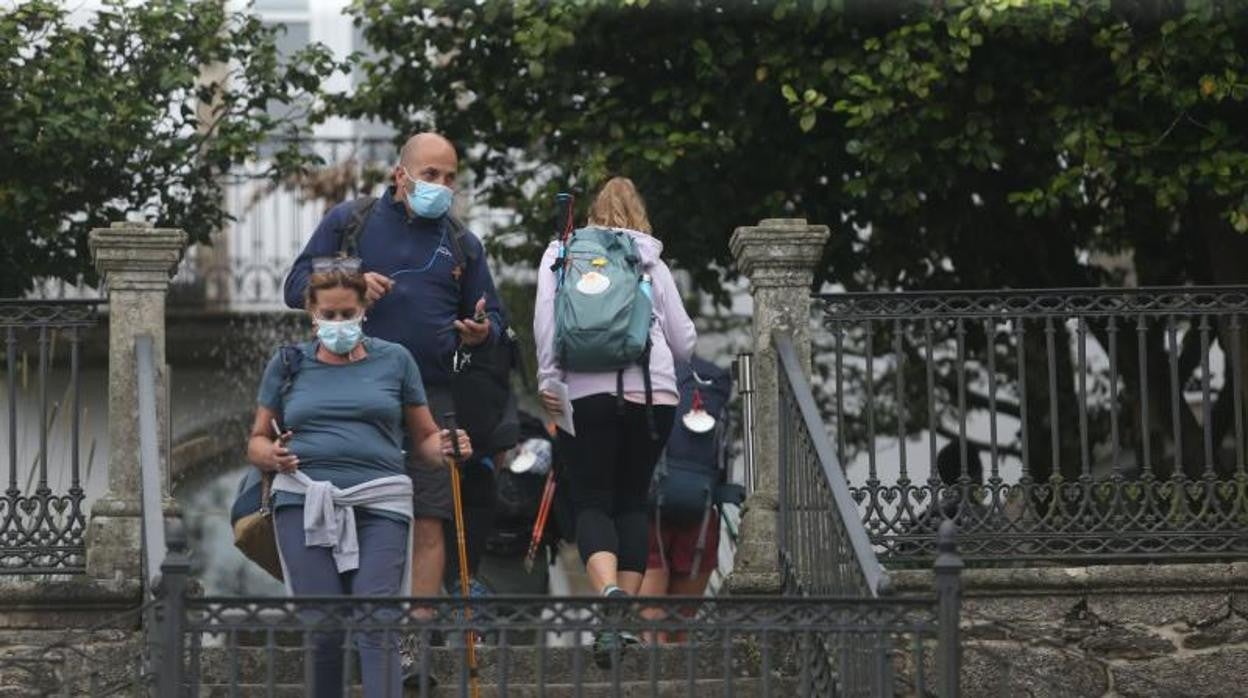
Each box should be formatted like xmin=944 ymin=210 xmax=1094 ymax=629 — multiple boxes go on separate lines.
xmin=400 ymin=632 xmax=439 ymax=689
xmin=594 ymin=587 xmax=636 ymax=668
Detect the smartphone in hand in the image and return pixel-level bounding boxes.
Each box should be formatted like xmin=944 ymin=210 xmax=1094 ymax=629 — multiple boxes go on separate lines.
xmin=473 ymin=294 xmax=487 ymax=323
xmin=270 ymin=418 xmax=290 ymax=443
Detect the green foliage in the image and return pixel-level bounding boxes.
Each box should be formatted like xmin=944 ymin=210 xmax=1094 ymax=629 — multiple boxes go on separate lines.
xmin=343 ymin=0 xmax=1248 ymax=296
xmin=0 ymin=0 xmax=341 ymax=296
xmin=343 ymin=0 xmax=846 ymax=299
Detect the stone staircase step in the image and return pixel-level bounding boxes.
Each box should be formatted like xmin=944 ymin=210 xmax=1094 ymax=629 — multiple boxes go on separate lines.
xmin=196 ymin=677 xmax=795 ymax=697
xmin=194 ymin=642 xmax=779 ymax=685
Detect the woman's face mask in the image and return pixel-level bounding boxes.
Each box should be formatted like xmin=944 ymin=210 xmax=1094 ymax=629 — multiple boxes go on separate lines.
xmin=316 ymin=317 xmax=363 ymax=355
xmin=313 ymin=304 xmax=364 ymax=355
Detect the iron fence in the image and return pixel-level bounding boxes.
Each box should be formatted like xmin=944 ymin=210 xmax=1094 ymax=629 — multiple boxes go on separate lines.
xmin=817 ymin=286 xmax=1248 ymax=564
xmin=148 ymin=526 xmax=955 ymax=698
xmin=776 ymin=332 xmax=887 ymax=598
xmin=775 ymin=331 xmax=960 ymax=697
xmin=0 ymin=300 xmax=102 ymax=574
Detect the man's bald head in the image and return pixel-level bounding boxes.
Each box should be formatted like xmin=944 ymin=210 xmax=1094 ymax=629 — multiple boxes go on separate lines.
xmin=400 ymin=133 xmax=457 ymax=170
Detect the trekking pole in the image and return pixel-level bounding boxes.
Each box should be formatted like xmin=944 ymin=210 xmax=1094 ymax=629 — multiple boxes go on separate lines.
xmin=524 ymin=469 xmax=557 ymax=573
xmin=443 ymin=413 xmax=480 ymax=698
xmin=553 ymin=192 xmax=575 ymax=287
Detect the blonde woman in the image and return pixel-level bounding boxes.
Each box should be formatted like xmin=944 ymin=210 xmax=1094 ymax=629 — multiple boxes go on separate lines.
xmin=533 ymin=177 xmax=697 ymax=664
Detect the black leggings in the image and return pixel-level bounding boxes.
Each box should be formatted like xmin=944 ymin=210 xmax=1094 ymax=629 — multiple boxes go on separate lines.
xmin=558 ymin=395 xmax=675 ymax=574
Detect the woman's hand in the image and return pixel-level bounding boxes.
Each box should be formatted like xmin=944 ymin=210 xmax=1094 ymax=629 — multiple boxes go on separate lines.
xmin=260 ymin=431 xmax=298 ymax=473
xmin=539 ymin=390 xmax=563 ymax=417
xmin=440 ymin=428 xmax=473 ymax=461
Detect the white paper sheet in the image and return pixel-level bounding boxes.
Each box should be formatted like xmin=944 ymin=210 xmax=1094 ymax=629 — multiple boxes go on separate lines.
xmin=548 ymin=380 xmax=576 ymax=436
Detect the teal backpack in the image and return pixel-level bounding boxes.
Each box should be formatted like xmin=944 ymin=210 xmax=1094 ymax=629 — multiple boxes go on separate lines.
xmin=552 ymin=226 xmax=658 ymax=434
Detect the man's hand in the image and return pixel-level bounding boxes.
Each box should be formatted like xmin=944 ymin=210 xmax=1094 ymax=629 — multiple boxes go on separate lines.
xmin=363 ymin=272 xmax=394 ymax=303
xmin=454 ymin=296 xmax=491 ymax=347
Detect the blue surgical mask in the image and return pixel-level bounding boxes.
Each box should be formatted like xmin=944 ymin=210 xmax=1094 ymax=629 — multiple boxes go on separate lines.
xmin=316 ymin=318 xmax=364 ymax=355
xmin=405 ymin=175 xmax=453 ymax=219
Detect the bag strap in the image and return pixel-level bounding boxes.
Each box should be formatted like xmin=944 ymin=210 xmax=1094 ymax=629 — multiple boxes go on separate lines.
xmin=260 ymin=471 xmax=275 ymax=515
xmin=444 ymin=215 xmax=491 ymax=323
xmin=278 ymin=344 xmax=304 ymax=403
xmin=338 ymin=195 xmax=379 ymax=257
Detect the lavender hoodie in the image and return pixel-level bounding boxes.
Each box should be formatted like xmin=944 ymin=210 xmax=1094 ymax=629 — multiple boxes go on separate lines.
xmin=534 ymin=228 xmax=697 ymax=402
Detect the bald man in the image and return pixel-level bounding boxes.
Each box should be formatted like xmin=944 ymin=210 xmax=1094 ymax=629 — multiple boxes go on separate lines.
xmin=283 ymin=132 xmax=507 ymax=681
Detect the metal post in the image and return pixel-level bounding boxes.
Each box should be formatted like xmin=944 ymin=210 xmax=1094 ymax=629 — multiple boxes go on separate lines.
xmin=934 ymin=520 xmax=962 ymax=698
xmin=735 ymin=352 xmax=756 ymax=494
xmin=156 ymin=519 xmax=190 ymax=697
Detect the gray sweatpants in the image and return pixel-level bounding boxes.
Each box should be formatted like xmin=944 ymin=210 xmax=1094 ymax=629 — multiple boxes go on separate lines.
xmin=275 ymin=507 xmax=408 ymax=698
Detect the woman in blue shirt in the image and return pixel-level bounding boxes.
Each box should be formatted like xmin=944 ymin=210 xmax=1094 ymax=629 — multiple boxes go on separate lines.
xmin=246 ymin=262 xmax=470 ymax=698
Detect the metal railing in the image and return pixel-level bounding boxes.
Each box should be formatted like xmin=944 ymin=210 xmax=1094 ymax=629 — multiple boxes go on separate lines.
xmin=169 ymin=137 xmax=395 ymax=311
xmin=0 ymin=299 xmax=102 ymax=574
xmin=819 ymin=286 xmax=1248 ymax=564
xmin=776 ymin=332 xmax=887 ymax=598
xmin=776 ymin=331 xmax=961 ymax=696
xmin=146 ymin=529 xmax=953 ymax=698
xmin=2 ymin=334 xmax=178 ymax=695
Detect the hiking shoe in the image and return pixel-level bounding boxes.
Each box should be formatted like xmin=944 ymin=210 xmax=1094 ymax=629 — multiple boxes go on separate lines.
xmin=399 ymin=632 xmax=439 ymax=690
xmin=592 ymin=629 xmax=624 ymax=669
xmin=594 ymin=587 xmax=635 ymax=669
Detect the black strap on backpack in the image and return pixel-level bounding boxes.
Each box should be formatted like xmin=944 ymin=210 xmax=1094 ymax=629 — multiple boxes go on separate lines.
xmin=615 ymin=343 xmax=657 ymax=440
xmin=338 ymin=196 xmax=379 ymax=257
xmin=277 ymin=344 xmax=304 ymax=404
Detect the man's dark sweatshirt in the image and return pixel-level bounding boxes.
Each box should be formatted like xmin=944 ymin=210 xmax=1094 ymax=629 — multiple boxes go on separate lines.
xmin=283 ymin=187 xmax=502 ymax=387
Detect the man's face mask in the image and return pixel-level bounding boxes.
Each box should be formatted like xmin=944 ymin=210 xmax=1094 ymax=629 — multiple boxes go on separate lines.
xmin=403 ymin=167 xmax=453 ymax=219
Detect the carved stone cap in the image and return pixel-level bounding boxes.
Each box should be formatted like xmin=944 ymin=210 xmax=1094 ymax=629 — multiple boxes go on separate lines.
xmin=89 ymin=221 xmax=188 ymax=285
xmin=730 ymin=218 xmax=831 ymax=279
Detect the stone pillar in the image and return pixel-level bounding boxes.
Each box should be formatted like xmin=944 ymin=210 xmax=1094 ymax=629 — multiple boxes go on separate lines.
xmin=726 ymin=218 xmax=829 ymax=594
xmin=85 ymin=221 xmax=187 ymax=582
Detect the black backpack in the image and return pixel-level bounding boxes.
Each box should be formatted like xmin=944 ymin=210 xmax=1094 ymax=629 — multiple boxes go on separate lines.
xmin=336 ymin=195 xmax=521 ymax=456
xmin=486 ymin=412 xmax=555 ymax=558
xmin=651 ymin=357 xmax=743 ymax=523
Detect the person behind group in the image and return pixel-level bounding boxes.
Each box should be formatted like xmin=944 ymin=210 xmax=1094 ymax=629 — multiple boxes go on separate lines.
xmin=248 ymin=265 xmax=471 ymax=698
xmin=918 ymin=441 xmax=988 ymax=529
xmin=638 ymin=357 xmax=737 ymax=645
xmin=533 ymin=177 xmax=697 ymax=664
xmin=282 ymin=133 xmax=504 ymax=673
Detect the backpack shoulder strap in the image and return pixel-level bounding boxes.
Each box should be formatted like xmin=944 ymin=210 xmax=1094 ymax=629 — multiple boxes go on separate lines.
xmin=444 ymin=216 xmax=479 ymax=268
xmin=443 ymin=216 xmax=484 ymax=319
xmin=338 ymin=196 xmax=379 ymax=257
xmin=277 ymin=344 xmax=305 ymax=403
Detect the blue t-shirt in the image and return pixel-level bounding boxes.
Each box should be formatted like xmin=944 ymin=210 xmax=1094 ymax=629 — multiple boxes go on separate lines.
xmin=257 ymin=338 xmax=427 ymax=514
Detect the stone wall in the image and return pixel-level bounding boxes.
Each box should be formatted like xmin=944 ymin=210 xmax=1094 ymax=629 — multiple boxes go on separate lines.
xmin=894 ymin=561 xmax=1248 ymax=697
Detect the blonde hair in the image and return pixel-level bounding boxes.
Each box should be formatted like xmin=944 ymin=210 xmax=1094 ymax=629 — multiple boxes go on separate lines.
xmin=587 ymin=177 xmax=652 ymax=234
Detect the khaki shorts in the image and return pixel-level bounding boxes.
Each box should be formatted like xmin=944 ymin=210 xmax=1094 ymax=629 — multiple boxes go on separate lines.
xmin=408 ymin=383 xmax=455 ymax=521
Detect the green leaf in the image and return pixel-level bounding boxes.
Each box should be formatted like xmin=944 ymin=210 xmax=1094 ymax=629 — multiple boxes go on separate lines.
xmin=800 ymin=112 xmax=816 ymax=132
xmin=781 ymin=84 xmax=798 ymax=103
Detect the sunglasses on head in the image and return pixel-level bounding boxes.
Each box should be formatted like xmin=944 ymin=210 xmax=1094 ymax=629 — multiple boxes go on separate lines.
xmin=311 ymin=256 xmax=363 ymax=274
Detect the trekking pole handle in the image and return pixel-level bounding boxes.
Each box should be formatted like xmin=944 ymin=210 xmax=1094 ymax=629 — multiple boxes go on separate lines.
xmin=444 ymin=412 xmax=463 ymax=461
